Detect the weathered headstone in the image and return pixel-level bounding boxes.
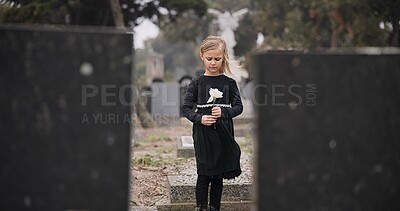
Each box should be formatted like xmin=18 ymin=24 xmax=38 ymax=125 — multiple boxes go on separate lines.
xmin=151 ymin=82 xmax=180 ymax=125
xmin=0 ymin=25 xmax=132 ymax=210
xmin=254 ymin=49 xmax=400 ymax=210
xmin=179 ymin=75 xmax=192 ymax=117
xmin=176 ymin=136 xmax=195 ymax=158
xmin=177 ymin=136 xmax=246 ymax=158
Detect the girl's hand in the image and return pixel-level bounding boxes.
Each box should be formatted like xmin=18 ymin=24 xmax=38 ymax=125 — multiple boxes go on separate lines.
xmin=201 ymin=115 xmax=217 ymax=126
xmin=211 ymin=107 xmax=221 ymax=118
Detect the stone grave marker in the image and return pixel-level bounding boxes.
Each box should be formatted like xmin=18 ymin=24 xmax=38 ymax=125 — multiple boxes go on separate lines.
xmin=0 ymin=25 xmax=132 ymax=211
xmin=177 ymin=136 xmax=246 ymax=158
xmin=176 ymin=136 xmax=195 ymax=158
xmin=254 ymin=49 xmax=400 ymax=211
xmin=151 ymin=82 xmax=180 ymax=126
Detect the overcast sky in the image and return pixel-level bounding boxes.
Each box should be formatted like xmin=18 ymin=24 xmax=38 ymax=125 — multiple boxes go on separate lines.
xmin=132 ymin=18 xmax=265 ymax=49
xmin=133 ymin=19 xmax=159 ymax=49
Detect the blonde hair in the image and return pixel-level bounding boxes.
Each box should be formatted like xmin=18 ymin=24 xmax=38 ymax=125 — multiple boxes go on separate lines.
xmin=200 ymin=35 xmax=233 ymax=75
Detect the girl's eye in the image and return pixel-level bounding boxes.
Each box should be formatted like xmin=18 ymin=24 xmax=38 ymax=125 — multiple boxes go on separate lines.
xmin=206 ymin=58 xmax=221 ymax=61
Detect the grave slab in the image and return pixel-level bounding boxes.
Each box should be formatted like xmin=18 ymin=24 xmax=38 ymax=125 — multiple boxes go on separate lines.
xmin=156 ymin=200 xmax=253 ymax=211
xmin=168 ymin=171 xmax=252 ymax=203
xmin=177 ymin=136 xmax=246 ymax=158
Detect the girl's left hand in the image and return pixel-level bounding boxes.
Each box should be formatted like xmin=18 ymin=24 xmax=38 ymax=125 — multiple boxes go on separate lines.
xmin=211 ymin=107 xmax=221 ymax=118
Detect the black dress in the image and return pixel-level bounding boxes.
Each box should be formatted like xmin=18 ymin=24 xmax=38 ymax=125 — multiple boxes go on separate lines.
xmin=182 ymin=74 xmax=243 ymax=179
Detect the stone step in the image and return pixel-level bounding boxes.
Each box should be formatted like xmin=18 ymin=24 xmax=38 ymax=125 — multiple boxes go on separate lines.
xmin=233 ymin=117 xmax=253 ymax=125
xmin=130 ymin=206 xmax=158 ymax=211
xmin=167 ymin=173 xmax=252 ymax=203
xmin=176 ymin=136 xmax=246 ymax=158
xmin=156 ymin=200 xmax=253 ymax=211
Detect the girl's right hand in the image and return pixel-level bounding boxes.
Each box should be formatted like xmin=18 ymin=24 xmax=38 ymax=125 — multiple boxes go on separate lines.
xmin=201 ymin=115 xmax=217 ymax=126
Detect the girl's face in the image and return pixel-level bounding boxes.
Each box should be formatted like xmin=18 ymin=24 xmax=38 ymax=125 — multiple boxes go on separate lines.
xmin=200 ymin=48 xmax=224 ymax=76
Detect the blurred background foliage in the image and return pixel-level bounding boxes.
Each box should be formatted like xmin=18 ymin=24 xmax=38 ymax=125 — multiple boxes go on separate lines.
xmin=1 ymin=0 xmax=399 ymax=78
xmin=255 ymin=0 xmax=399 ymax=49
xmin=1 ymin=0 xmax=398 ymax=47
xmin=0 ymin=0 xmax=208 ymax=27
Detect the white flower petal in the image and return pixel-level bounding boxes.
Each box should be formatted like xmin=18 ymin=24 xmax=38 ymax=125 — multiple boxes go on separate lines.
xmin=207 ymin=96 xmax=214 ymax=103
xmin=215 ymin=90 xmax=223 ymax=98
xmin=209 ymin=88 xmax=223 ymax=99
xmin=209 ymin=88 xmax=215 ymax=96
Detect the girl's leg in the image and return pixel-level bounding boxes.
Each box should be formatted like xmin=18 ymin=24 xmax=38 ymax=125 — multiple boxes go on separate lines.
xmin=209 ymin=178 xmax=223 ymax=210
xmin=196 ymin=175 xmax=210 ymax=209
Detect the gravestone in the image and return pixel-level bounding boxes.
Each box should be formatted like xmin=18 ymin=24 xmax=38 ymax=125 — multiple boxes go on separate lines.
xmin=176 ymin=136 xmax=195 ymax=158
xmin=151 ymin=82 xmax=180 ymax=125
xmin=176 ymin=136 xmax=246 ymax=158
xmin=141 ymin=86 xmax=152 ymax=112
xmin=254 ymin=48 xmax=400 ymax=210
xmin=0 ymin=25 xmax=133 ymax=210
xmin=179 ymin=75 xmax=193 ymax=117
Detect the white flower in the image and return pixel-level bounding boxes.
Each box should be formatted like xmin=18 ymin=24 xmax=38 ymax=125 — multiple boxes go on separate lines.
xmin=207 ymin=88 xmax=223 ymax=103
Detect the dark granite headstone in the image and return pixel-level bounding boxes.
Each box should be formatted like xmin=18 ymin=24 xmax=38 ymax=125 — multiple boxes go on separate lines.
xmin=0 ymin=25 xmax=133 ymax=210
xmin=254 ymin=49 xmax=400 ymax=211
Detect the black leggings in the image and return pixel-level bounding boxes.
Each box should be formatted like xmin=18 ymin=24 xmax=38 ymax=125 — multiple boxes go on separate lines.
xmin=196 ymin=175 xmax=223 ymax=209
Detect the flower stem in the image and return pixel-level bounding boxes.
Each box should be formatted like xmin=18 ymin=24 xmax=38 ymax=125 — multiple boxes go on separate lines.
xmin=212 ymin=97 xmax=216 ymax=129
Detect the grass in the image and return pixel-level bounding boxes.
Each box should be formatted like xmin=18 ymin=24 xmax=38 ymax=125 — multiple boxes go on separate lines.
xmin=133 ymin=155 xmax=190 ymax=168
xmin=133 ymin=142 xmax=142 ymax=148
xmin=155 ymin=147 xmax=174 ymax=154
xmin=146 ymin=135 xmax=172 ymax=142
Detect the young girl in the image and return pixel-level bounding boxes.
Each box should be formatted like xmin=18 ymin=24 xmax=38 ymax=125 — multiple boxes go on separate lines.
xmin=182 ymin=35 xmax=243 ymax=211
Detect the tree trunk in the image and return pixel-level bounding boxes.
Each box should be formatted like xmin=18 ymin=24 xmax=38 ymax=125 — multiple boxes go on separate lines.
xmin=108 ymin=0 xmax=124 ymax=27
xmin=329 ymin=7 xmax=354 ymax=48
xmin=389 ymin=19 xmax=399 ymax=47
xmin=135 ymin=93 xmax=154 ymax=128
xmin=331 ymin=25 xmax=343 ymax=48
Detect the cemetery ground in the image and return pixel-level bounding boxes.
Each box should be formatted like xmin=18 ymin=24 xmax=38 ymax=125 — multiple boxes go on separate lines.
xmin=129 ymin=115 xmax=254 ymax=209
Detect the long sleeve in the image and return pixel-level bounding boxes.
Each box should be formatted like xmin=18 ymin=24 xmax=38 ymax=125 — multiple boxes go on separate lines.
xmin=221 ymin=80 xmax=243 ymax=119
xmin=182 ymin=79 xmax=203 ymax=124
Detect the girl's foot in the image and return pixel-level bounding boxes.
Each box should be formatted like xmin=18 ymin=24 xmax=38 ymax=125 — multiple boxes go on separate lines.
xmin=209 ymin=206 xmax=220 ymax=211
xmin=195 ymin=205 xmax=208 ymax=211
